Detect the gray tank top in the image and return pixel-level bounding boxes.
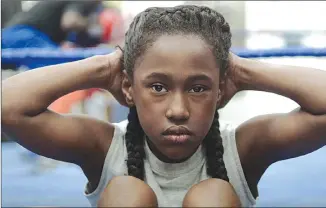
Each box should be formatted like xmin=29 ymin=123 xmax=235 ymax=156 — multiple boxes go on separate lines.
xmin=84 ymin=120 xmax=256 ymax=207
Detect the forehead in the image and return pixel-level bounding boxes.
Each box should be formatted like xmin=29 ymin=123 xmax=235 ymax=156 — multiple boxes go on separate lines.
xmin=134 ymin=34 xmax=219 ymax=78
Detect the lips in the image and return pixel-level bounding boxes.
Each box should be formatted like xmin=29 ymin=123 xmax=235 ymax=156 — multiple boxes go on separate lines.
xmin=162 ymin=126 xmax=193 ymax=144
xmin=162 ymin=126 xmax=193 ymax=136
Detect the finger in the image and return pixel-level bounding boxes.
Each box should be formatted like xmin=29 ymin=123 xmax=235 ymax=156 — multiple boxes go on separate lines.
xmin=109 ymin=48 xmax=122 ymax=60
xmin=115 ymin=45 xmax=124 ymax=52
xmin=107 ymin=50 xmax=123 ymax=73
xmin=114 ymin=45 xmax=124 ymax=59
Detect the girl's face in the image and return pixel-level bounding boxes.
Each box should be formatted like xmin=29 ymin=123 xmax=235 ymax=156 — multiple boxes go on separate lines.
xmin=125 ymin=34 xmax=222 ymax=162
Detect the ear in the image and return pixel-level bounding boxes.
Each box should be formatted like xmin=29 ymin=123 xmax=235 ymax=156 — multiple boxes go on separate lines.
xmin=121 ymin=70 xmax=134 ymax=107
xmin=216 ymin=78 xmax=226 ymax=108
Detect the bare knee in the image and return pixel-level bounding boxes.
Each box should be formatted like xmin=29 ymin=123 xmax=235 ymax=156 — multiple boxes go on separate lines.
xmin=98 ymin=176 xmax=158 ymax=207
xmin=183 ymin=178 xmax=241 ymax=207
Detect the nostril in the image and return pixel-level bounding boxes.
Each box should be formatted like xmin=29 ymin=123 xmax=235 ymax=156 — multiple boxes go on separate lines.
xmin=166 ymin=109 xmax=190 ymax=122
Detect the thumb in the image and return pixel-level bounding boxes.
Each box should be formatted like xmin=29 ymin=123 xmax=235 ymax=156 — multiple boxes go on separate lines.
xmin=114 ymin=45 xmax=123 ymax=59
xmin=107 ymin=47 xmax=124 ymax=72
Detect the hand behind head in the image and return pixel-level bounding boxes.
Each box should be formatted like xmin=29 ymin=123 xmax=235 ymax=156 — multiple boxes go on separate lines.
xmin=106 ymin=47 xmax=128 ymax=107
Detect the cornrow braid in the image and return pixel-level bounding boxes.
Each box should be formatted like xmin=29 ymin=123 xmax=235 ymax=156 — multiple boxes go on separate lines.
xmin=204 ymin=110 xmax=229 ymax=181
xmin=123 ymin=5 xmax=232 ymax=181
xmin=125 ymin=107 xmax=145 ymax=180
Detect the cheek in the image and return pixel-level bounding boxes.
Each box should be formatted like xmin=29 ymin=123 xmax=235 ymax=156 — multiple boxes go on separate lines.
xmin=189 ymin=96 xmax=217 ymax=138
xmin=132 ymin=83 xmax=164 ymax=136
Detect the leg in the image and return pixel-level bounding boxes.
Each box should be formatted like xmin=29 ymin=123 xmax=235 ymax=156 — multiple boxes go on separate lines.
xmin=183 ymin=178 xmax=241 ymax=207
xmin=98 ymin=176 xmax=158 ymax=207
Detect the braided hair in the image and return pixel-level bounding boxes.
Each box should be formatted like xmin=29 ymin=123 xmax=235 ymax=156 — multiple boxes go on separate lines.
xmin=123 ymin=5 xmax=231 ymax=181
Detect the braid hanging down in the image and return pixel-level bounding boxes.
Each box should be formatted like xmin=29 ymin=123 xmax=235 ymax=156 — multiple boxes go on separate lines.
xmin=123 ymin=5 xmax=232 ymax=181
xmin=204 ymin=111 xmax=229 ymax=181
xmin=125 ymin=107 xmax=145 ymax=180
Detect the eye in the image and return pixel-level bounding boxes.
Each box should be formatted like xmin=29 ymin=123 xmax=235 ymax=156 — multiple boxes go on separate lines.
xmin=151 ymin=84 xmax=167 ymax=93
xmin=189 ymin=86 xmax=206 ymax=93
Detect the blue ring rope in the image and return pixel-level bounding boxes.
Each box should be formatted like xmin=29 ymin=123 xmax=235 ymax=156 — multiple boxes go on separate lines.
xmin=2 ymin=47 xmax=326 ymax=69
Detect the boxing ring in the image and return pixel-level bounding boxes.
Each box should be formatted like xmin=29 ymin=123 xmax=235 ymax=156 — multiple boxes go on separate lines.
xmin=2 ymin=47 xmax=326 ymax=207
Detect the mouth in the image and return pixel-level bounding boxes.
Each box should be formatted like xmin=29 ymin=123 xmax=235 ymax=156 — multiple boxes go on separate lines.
xmin=162 ymin=126 xmax=193 ymax=144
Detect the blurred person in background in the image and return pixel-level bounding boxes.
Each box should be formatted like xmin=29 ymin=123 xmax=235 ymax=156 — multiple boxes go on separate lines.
xmin=98 ymin=4 xmax=125 ymax=47
xmin=1 ymin=0 xmax=22 ymax=29
xmin=2 ymin=1 xmax=103 ymax=49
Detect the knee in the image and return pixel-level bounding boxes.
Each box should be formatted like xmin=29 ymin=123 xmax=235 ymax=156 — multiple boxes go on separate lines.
xmin=98 ymin=176 xmax=158 ymax=207
xmin=183 ymin=178 xmax=241 ymax=207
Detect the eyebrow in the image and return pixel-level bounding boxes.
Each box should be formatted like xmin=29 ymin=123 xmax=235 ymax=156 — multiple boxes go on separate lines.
xmin=144 ymin=72 xmax=213 ymax=83
xmin=145 ymin=72 xmax=170 ymax=81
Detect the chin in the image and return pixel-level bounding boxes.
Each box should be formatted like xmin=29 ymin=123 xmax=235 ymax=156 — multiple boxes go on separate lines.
xmin=163 ymin=147 xmax=193 ymax=163
xmin=147 ymin=138 xmax=199 ymax=163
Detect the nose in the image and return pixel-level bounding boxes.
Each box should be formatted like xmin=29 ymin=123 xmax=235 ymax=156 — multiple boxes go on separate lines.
xmin=166 ymin=92 xmax=190 ymax=122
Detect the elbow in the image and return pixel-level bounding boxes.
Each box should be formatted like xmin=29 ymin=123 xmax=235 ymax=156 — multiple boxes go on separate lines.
xmin=2 ymin=112 xmax=21 ymax=130
xmin=2 ymin=85 xmax=22 ymax=126
xmin=2 ymin=102 xmax=21 ymax=127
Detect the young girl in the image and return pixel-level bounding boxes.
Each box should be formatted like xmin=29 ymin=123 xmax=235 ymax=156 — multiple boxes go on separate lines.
xmin=3 ymin=5 xmax=326 ymax=207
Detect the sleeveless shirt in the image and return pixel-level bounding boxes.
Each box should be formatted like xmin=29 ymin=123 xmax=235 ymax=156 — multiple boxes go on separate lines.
xmin=85 ymin=120 xmax=256 ymax=207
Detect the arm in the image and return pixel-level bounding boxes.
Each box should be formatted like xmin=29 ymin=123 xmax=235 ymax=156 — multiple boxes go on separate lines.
xmin=231 ymin=57 xmax=326 ymax=195
xmin=2 ymin=50 xmax=123 ymax=187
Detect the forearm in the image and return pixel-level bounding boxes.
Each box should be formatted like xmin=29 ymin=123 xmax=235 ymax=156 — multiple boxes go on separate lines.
xmin=238 ymin=58 xmax=326 ymax=115
xmin=2 ymin=55 xmax=110 ymax=117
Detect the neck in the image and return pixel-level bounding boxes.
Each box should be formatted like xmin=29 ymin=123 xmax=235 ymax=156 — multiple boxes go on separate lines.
xmin=145 ymin=137 xmax=195 ymax=163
